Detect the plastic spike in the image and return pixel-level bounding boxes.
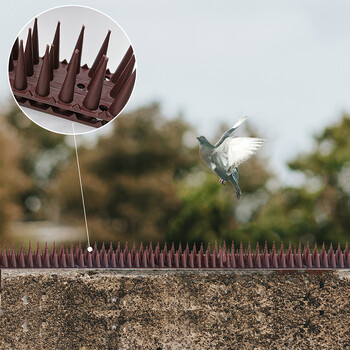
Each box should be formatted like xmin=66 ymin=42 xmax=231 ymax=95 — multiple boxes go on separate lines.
xmin=271 ymin=250 xmax=278 ymax=268
xmin=196 ymin=253 xmax=202 ymax=268
xmin=102 ymin=251 xmax=108 ymax=267
xmin=19 ymin=250 xmax=25 ymax=268
xmin=108 ymin=69 xmax=136 ymax=116
xmin=78 ymin=254 xmax=84 ymax=268
xmin=35 ymin=45 xmax=50 ymax=96
xmin=68 ymin=25 xmax=85 ymax=74
xmin=172 ymin=253 xmax=178 ymax=268
xmin=89 ymin=30 xmax=111 ymax=78
xmin=67 ymin=253 xmax=74 ymax=268
xmin=185 ymin=242 xmax=190 ymax=256
xmin=142 ymin=251 xmax=148 ymax=268
xmin=288 ymin=252 xmax=294 ymax=268
xmin=178 ymin=242 xmax=183 ymax=255
xmin=126 ymin=253 xmax=132 ymax=268
xmin=134 ymin=252 xmax=140 ymax=268
xmin=11 ymin=37 xmax=19 ymax=60
xmin=255 ymin=252 xmax=261 ymax=268
xmin=87 ymin=55 xmax=104 ymax=90
xmin=181 ymin=253 xmax=187 ymax=268
xmin=95 ymin=252 xmax=101 ymax=268
xmin=35 ymin=252 xmax=42 ymax=268
xmin=189 ymin=253 xmax=194 ymax=268
xmin=2 ymin=249 xmax=8 ymax=268
xmin=218 ymin=251 xmax=224 ymax=268
xmin=52 ymin=21 xmax=60 ymax=69
xmin=9 ymin=52 xmax=14 ymax=72
xmin=111 ymin=45 xmax=133 ymax=83
xmin=61 ymin=251 xmax=67 ymax=268
xmin=49 ymin=44 xmax=55 ymax=81
xmin=296 ymin=252 xmax=303 ymax=268
xmin=44 ymin=253 xmax=50 ymax=268
xmin=27 ymin=251 xmax=34 ymax=268
xmin=1 ymin=241 xmax=349 ymax=269
xmin=322 ymin=252 xmax=328 ymax=268
xmin=52 ymin=251 xmax=59 ymax=268
xmin=346 ymin=252 xmax=350 ymax=268
xmin=278 ymin=247 xmax=286 ymax=268
xmin=149 ymin=250 xmax=155 ymax=268
xmin=82 ymin=59 xmax=105 ymax=97
xmin=14 ymin=40 xmax=27 ymax=90
xmin=263 ymin=250 xmax=269 ymax=268
xmin=238 ymin=249 xmax=244 ymax=268
xmin=166 ymin=252 xmax=172 ymax=268
xmin=306 ymin=253 xmax=312 ymax=268
xmin=110 ymin=253 xmax=116 ymax=268
xmin=329 ymin=251 xmax=336 ymax=268
xmin=159 ymin=253 xmax=164 ymax=268
xmin=25 ymin=28 xmax=34 ymax=76
xmin=230 ymin=252 xmax=236 ymax=268
xmin=314 ymin=252 xmax=321 ymax=268
xmin=58 ymin=49 xmax=79 ymax=103
xmin=338 ymin=253 xmax=344 ymax=268
xmin=32 ymin=18 xmax=39 ymax=64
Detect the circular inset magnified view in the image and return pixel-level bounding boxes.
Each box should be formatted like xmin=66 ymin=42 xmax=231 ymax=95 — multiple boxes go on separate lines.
xmin=8 ymin=5 xmax=136 ymax=135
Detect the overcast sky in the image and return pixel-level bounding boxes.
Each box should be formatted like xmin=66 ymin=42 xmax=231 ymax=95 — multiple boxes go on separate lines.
xmin=1 ymin=0 xmax=350 ymax=184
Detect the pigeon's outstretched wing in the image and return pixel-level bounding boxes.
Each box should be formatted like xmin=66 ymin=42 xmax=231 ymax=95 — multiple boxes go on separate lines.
xmin=215 ymin=116 xmax=247 ymax=147
xmin=212 ymin=137 xmax=265 ymax=174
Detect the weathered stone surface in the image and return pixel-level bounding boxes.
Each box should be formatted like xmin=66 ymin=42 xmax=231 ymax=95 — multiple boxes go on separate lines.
xmin=0 ymin=269 xmax=349 ymax=349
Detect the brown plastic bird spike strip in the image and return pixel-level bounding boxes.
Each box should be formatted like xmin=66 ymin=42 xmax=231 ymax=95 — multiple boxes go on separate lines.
xmin=8 ymin=18 xmax=136 ymax=128
xmin=0 ymin=242 xmax=349 ymax=269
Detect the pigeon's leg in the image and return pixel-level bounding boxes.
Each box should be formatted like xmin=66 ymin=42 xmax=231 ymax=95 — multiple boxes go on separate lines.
xmin=230 ymin=168 xmax=241 ymax=199
xmin=219 ymin=178 xmax=226 ymax=186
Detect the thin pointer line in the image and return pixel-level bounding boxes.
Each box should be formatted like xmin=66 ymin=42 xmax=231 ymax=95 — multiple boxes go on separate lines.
xmin=72 ymin=123 xmax=91 ymax=250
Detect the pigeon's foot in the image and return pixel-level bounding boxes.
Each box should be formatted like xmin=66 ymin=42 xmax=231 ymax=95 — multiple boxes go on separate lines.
xmin=219 ymin=178 xmax=226 ymax=186
xmin=236 ymin=191 xmax=241 ymax=200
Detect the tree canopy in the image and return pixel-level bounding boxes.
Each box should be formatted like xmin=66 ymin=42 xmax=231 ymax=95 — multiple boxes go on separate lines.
xmin=1 ymin=102 xmax=349 ymax=247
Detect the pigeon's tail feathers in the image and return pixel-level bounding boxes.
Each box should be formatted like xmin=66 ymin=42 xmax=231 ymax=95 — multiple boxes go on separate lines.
xmin=214 ymin=137 xmax=265 ymax=171
xmin=233 ymin=116 xmax=247 ymax=129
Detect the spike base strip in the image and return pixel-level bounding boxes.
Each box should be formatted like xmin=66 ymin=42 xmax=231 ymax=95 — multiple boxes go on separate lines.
xmin=0 ymin=241 xmax=348 ymax=269
xmin=9 ymin=60 xmax=134 ymax=128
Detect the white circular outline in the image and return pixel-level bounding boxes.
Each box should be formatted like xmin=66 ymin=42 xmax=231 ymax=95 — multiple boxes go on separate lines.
xmin=7 ymin=4 xmax=138 ymax=136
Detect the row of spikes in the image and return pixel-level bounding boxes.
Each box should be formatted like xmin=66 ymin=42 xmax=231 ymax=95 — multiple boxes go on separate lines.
xmin=0 ymin=242 xmax=349 ymax=269
xmin=10 ymin=19 xmax=136 ymax=116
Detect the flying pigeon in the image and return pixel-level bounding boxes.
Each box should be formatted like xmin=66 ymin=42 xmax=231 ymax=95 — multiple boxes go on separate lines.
xmin=196 ymin=116 xmax=265 ymax=199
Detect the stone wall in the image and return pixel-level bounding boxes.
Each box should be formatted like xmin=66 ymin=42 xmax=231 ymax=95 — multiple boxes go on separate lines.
xmin=0 ymin=269 xmax=349 ymax=349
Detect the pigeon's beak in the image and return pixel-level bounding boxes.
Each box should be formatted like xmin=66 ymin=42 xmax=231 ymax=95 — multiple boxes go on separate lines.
xmin=196 ymin=136 xmax=200 ymax=141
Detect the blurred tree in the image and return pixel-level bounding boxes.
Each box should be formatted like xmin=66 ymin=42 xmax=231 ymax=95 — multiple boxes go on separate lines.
xmin=51 ymin=103 xmax=198 ymax=243
xmin=2 ymin=103 xmax=72 ymax=224
xmin=0 ymin=109 xmax=32 ymax=235
xmin=2 ymin=99 xmax=349 ymax=248
xmin=246 ymin=115 xmax=350 ymax=246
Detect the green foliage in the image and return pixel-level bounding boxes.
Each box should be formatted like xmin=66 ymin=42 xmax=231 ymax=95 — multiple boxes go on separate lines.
xmin=1 ymin=100 xmax=349 ymax=247
xmin=245 ymin=115 xmax=350 ymax=246
xmin=50 ymin=103 xmax=198 ymax=243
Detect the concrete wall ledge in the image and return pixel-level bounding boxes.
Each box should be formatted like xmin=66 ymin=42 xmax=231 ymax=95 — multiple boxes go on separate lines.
xmin=1 ymin=269 xmax=349 ymax=349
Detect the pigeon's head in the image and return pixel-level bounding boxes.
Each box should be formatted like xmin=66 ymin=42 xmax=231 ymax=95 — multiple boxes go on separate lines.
xmin=196 ymin=136 xmax=208 ymax=144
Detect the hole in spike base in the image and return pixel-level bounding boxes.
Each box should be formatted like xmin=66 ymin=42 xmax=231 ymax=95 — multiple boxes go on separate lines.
xmin=77 ymin=83 xmax=85 ymax=89
xmin=99 ymin=105 xmax=108 ymax=111
xmin=104 ymin=76 xmax=111 ymax=81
